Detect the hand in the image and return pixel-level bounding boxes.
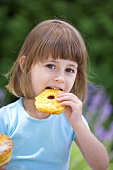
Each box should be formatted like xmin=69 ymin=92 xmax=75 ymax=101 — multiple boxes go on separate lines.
xmin=57 ymin=92 xmax=83 ymax=126
xmin=0 ymin=161 xmax=9 ymax=170
xmin=0 ymin=166 xmax=7 ymax=170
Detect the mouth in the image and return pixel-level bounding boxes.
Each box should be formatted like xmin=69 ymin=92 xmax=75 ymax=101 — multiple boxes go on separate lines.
xmin=46 ymin=87 xmax=63 ymax=91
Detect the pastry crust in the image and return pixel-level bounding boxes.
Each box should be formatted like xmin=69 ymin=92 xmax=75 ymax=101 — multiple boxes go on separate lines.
xmin=35 ymin=89 xmax=65 ymax=114
xmin=0 ymin=134 xmax=13 ymax=166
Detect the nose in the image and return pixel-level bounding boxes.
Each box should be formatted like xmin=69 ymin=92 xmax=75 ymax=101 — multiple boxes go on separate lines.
xmin=54 ymin=75 xmax=65 ymax=83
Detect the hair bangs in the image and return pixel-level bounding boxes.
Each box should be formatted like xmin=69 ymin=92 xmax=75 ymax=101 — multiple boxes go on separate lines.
xmin=32 ymin=25 xmax=84 ymax=64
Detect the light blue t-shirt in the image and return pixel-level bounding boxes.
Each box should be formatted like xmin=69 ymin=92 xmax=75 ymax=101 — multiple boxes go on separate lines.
xmin=0 ymin=98 xmax=89 ymax=170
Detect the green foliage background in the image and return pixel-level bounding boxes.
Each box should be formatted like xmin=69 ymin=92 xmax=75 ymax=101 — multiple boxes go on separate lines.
xmin=0 ymin=0 xmax=113 ymax=169
xmin=0 ymin=0 xmax=113 ymax=105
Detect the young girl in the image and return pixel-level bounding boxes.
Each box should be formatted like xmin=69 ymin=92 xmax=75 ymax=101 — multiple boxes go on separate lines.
xmin=0 ymin=19 xmax=109 ymax=170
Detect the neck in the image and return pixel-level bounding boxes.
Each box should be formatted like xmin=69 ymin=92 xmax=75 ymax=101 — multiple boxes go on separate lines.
xmin=22 ymin=98 xmax=50 ymax=119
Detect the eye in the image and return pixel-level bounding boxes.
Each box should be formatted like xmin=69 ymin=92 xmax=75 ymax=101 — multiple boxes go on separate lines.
xmin=46 ymin=64 xmax=55 ymax=69
xmin=66 ymin=68 xmax=75 ymax=73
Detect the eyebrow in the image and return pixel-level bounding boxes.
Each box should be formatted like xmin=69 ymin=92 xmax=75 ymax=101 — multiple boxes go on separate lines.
xmin=68 ymin=64 xmax=78 ymax=69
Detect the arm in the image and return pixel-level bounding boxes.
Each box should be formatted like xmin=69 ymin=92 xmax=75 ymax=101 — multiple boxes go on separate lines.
xmin=74 ymin=123 xmax=109 ymax=170
xmin=57 ymin=92 xmax=109 ymax=170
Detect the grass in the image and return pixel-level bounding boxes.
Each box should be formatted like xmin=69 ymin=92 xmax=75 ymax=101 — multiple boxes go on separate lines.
xmin=69 ymin=143 xmax=113 ymax=170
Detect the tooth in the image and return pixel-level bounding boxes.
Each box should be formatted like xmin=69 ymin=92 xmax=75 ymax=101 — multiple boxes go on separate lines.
xmin=51 ymin=87 xmax=58 ymax=90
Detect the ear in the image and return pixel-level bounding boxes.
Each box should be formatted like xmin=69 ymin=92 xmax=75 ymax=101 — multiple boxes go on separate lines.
xmin=19 ymin=56 xmax=26 ymax=71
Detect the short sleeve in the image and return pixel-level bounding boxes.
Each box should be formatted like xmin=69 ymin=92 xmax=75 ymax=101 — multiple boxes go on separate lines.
xmin=82 ymin=115 xmax=90 ymax=130
xmin=0 ymin=106 xmax=10 ymax=135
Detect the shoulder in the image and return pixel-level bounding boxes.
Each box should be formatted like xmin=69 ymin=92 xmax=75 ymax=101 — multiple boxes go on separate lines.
xmin=0 ymin=98 xmax=23 ymax=136
xmin=0 ymin=98 xmax=22 ymax=111
xmin=0 ymin=98 xmax=22 ymax=120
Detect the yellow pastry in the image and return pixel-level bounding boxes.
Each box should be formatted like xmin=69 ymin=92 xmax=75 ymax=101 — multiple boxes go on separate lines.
xmin=35 ymin=89 xmax=65 ymax=114
xmin=0 ymin=134 xmax=13 ymax=166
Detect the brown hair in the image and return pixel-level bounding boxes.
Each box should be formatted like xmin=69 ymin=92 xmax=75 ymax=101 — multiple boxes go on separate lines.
xmin=6 ymin=19 xmax=88 ymax=101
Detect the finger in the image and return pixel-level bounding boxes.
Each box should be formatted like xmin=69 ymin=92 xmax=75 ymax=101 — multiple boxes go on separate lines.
xmin=58 ymin=92 xmax=79 ymax=100
xmin=60 ymin=100 xmax=78 ymax=109
xmin=57 ymin=95 xmax=82 ymax=105
xmin=61 ymin=100 xmax=82 ymax=113
xmin=58 ymin=92 xmax=75 ymax=97
xmin=0 ymin=166 xmax=6 ymax=170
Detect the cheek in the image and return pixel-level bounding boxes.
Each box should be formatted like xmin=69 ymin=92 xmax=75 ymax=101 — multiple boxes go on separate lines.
xmin=71 ymin=74 xmax=76 ymax=83
xmin=71 ymin=79 xmax=76 ymax=89
xmin=67 ymin=76 xmax=76 ymax=91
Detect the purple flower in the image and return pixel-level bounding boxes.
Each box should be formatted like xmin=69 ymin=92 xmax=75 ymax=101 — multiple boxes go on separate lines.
xmin=84 ymin=83 xmax=113 ymax=142
xmin=102 ymin=102 xmax=112 ymax=117
xmin=94 ymin=126 xmax=107 ymax=141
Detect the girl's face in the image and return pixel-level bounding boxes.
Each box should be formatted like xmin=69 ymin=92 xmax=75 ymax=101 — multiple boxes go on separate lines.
xmin=30 ymin=57 xmax=78 ymax=96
